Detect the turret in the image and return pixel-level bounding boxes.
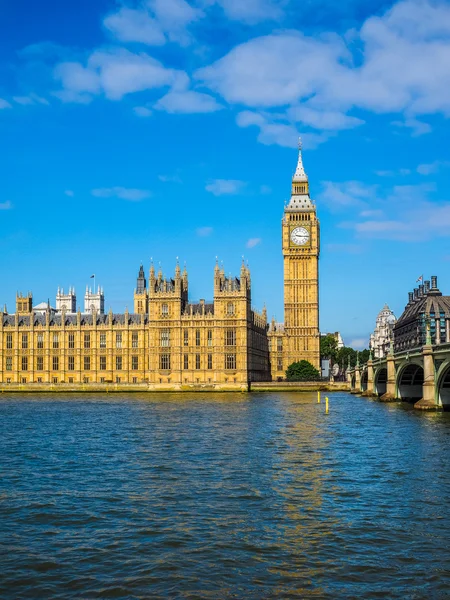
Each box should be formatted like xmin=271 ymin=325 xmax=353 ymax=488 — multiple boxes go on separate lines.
xmin=16 ymin=292 xmax=32 ymax=315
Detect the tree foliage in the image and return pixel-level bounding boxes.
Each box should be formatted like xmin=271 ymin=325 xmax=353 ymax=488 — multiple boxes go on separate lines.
xmin=286 ymin=360 xmax=321 ymax=381
xmin=320 ymin=334 xmax=338 ymax=361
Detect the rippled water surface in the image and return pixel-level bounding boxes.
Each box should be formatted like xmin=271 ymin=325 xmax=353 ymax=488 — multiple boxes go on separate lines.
xmin=1 ymin=392 xmax=450 ymax=599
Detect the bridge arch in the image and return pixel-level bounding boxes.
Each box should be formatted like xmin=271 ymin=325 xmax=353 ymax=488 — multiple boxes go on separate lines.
xmin=374 ymin=367 xmax=387 ymax=396
xmin=436 ymin=360 xmax=450 ymax=410
xmin=396 ymin=361 xmax=424 ymax=402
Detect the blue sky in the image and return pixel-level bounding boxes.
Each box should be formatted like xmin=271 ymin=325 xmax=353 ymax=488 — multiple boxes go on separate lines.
xmin=1 ymin=0 xmax=450 ymax=348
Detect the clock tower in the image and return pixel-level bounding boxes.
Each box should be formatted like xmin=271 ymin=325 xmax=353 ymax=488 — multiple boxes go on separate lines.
xmin=282 ymin=141 xmax=320 ymax=370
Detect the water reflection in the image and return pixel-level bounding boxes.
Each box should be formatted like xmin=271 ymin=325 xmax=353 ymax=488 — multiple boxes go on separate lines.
xmin=0 ymin=392 xmax=449 ymax=599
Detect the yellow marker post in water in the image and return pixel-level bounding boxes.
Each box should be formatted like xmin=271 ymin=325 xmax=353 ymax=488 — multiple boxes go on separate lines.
xmin=317 ymin=390 xmax=321 ymax=404
xmin=325 ymin=396 xmax=329 ymax=414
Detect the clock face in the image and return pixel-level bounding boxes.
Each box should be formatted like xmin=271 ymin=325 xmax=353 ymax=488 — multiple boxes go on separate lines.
xmin=290 ymin=226 xmax=310 ymax=246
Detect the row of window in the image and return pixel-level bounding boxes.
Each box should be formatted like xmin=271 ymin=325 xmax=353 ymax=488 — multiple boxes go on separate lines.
xmin=4 ymin=329 xmax=238 ymax=350
xmin=161 ymin=353 xmax=236 ymax=371
xmin=6 ymin=354 xmax=238 ymax=372
xmin=5 ymin=332 xmax=140 ymax=350
xmin=7 ymin=356 xmax=140 ymax=371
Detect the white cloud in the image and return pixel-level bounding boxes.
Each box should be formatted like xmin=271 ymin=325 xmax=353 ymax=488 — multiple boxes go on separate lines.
xmin=392 ymin=117 xmax=432 ymax=136
xmin=104 ymin=7 xmax=166 ymax=46
xmin=0 ymin=200 xmax=12 ymax=210
xmin=205 ymin=179 xmax=246 ymax=195
xmin=64 ymin=190 xmax=74 ymax=197
xmin=196 ymin=0 xmax=450 ymax=146
xmin=246 ymin=237 xmax=262 ymax=248
xmin=196 ymin=226 xmax=213 ymax=236
xmin=236 ymin=110 xmax=330 ymax=149
xmin=288 ymin=105 xmax=364 ymax=131
xmin=104 ymin=0 xmax=203 ymax=47
xmin=350 ymin=338 xmax=368 ymax=350
xmin=91 ymin=187 xmax=151 ymax=201
xmin=133 ymin=106 xmax=152 ymax=117
xmin=360 ymin=209 xmax=383 ymax=218
xmin=318 ymin=181 xmax=377 ymax=210
xmin=159 ymin=173 xmax=182 ymax=183
xmin=54 ymin=48 xmax=188 ymax=102
xmin=13 ymin=96 xmax=34 ymax=105
xmin=417 ymin=160 xmax=449 ymax=175
xmin=203 ymin=0 xmax=283 ymax=24
xmin=155 ymin=90 xmax=222 ymax=113
xmin=0 ymin=99 xmax=11 ymax=109
xmin=337 ymin=181 xmax=450 ymax=241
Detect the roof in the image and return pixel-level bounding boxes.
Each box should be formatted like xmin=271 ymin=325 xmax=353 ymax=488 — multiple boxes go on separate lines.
xmin=2 ymin=313 xmax=148 ymax=327
xmin=395 ymin=290 xmax=450 ymax=329
xmin=184 ymin=302 xmax=214 ymax=316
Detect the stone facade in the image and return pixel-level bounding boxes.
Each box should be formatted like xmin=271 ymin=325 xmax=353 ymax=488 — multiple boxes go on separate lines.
xmin=369 ymin=305 xmax=396 ymax=358
xmin=0 ymin=146 xmax=320 ymax=389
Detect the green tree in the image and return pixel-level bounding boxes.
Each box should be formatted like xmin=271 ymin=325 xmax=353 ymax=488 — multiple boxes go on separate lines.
xmin=336 ymin=346 xmax=357 ymax=368
xmin=359 ymin=349 xmax=370 ymax=364
xmin=320 ymin=334 xmax=338 ymax=362
xmin=286 ymin=360 xmax=321 ymax=381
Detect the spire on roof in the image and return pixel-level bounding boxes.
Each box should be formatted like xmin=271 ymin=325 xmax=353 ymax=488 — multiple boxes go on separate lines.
xmin=292 ymin=137 xmax=308 ymax=183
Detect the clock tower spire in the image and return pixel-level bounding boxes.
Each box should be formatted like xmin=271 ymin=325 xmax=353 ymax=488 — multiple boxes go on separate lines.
xmin=281 ymin=139 xmax=320 ymax=372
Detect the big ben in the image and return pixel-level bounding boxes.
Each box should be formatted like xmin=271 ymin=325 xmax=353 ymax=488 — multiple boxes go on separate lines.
xmin=282 ymin=140 xmax=320 ymax=370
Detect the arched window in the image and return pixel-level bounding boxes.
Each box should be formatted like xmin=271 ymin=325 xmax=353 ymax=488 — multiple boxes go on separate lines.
xmin=227 ymin=302 xmax=235 ymax=316
xmin=162 ymin=303 xmax=169 ymax=316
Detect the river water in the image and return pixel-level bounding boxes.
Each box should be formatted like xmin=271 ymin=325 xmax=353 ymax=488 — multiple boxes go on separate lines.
xmin=0 ymin=392 xmax=449 ymax=599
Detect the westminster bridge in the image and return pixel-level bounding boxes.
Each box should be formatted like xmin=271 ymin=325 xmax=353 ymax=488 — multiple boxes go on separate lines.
xmin=348 ymin=339 xmax=450 ymax=410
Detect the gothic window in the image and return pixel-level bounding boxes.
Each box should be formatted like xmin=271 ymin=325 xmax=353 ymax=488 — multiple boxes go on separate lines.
xmin=37 ymin=333 xmax=44 ymax=349
xmin=100 ymin=357 xmax=106 ymax=371
xmin=277 ymin=358 xmax=283 ymax=371
xmin=225 ymin=354 xmax=236 ymax=370
xmin=84 ymin=356 xmax=90 ymax=371
xmin=227 ymin=302 xmax=235 ymax=316
xmin=195 ymin=330 xmax=200 ymax=346
xmin=132 ymin=356 xmax=138 ymax=370
xmin=207 ymin=330 xmax=212 ymax=347
xmin=68 ymin=356 xmax=75 ymax=371
xmin=52 ymin=356 xmax=59 ymax=371
xmin=22 ymin=334 xmax=28 ymax=349
xmin=277 ymin=338 xmax=283 ymax=352
xmin=183 ymin=354 xmax=189 ymax=370
xmin=160 ymin=354 xmax=171 ymax=370
xmin=116 ymin=333 xmax=122 ymax=349
xmin=132 ymin=333 xmax=138 ymax=348
xmin=116 ymin=356 xmax=123 ymax=370
xmin=84 ymin=333 xmax=90 ymax=349
xmin=160 ymin=329 xmax=170 ymax=347
xmin=21 ymin=356 xmax=28 ymax=371
xmin=100 ymin=333 xmax=106 ymax=348
xmin=68 ymin=333 xmax=75 ymax=349
xmin=6 ymin=334 xmax=12 ymax=349
xmin=162 ymin=303 xmax=169 ymax=316
xmin=36 ymin=357 xmax=43 ymax=371
xmin=53 ymin=333 xmax=59 ymax=349
xmin=195 ymin=354 xmax=201 ymax=369
xmin=5 ymin=357 xmax=12 ymax=371
xmin=225 ymin=329 xmax=236 ymax=346
xmin=184 ymin=330 xmax=189 ymax=346
xmin=207 ymin=354 xmax=213 ymax=370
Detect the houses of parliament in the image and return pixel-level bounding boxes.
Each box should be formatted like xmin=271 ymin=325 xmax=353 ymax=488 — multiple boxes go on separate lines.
xmin=0 ymin=146 xmax=320 ymax=390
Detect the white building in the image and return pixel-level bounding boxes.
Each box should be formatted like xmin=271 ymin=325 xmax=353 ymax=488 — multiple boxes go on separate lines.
xmin=56 ymin=287 xmax=76 ymax=313
xmin=84 ymin=286 xmax=105 ymax=314
xmin=370 ymin=304 xmax=396 ymax=358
